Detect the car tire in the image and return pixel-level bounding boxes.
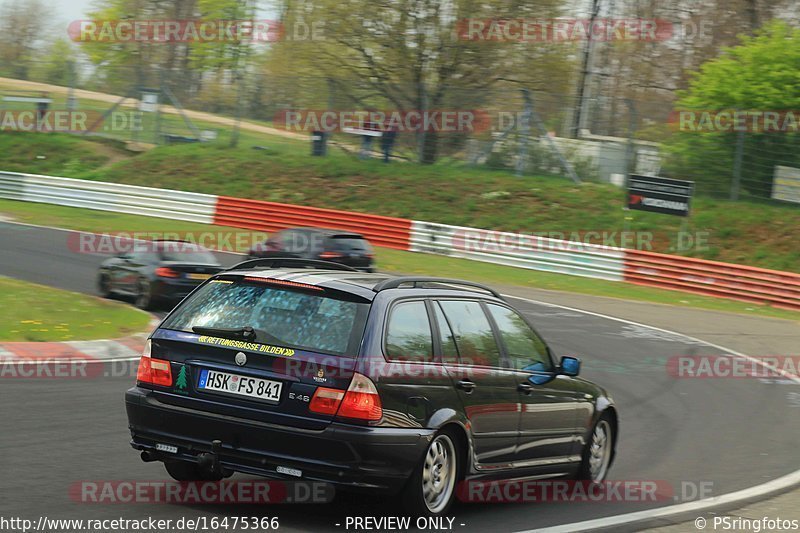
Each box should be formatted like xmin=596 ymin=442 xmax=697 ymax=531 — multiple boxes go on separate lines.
xmin=577 ymin=415 xmax=614 ymax=482
xmin=135 ymin=278 xmax=156 ymax=311
xmin=164 ymin=461 xmax=223 ymax=482
xmin=97 ymin=273 xmax=113 ymax=298
xmin=401 ymin=430 xmax=460 ymax=517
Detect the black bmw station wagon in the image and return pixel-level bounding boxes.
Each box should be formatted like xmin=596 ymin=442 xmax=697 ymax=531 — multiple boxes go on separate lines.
xmin=126 ymin=259 xmax=617 ymax=516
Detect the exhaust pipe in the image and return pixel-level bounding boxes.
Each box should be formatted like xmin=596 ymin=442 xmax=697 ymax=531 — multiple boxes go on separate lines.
xmin=140 ymin=450 xmax=158 ymax=462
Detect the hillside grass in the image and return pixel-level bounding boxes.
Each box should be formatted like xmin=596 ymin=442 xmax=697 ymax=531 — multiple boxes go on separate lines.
xmin=0 ymin=124 xmax=798 ymax=275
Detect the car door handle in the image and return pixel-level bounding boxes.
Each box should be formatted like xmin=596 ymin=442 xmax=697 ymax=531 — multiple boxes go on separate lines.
xmin=456 ymin=379 xmax=476 ymax=393
xmin=518 ymin=383 xmax=534 ymax=394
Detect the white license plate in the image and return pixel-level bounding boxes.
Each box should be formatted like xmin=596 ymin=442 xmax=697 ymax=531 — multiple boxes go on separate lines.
xmin=198 ymin=369 xmax=282 ymax=402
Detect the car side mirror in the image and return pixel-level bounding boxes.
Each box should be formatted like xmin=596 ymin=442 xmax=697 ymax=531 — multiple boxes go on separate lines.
xmin=559 ymin=356 xmax=581 ymax=377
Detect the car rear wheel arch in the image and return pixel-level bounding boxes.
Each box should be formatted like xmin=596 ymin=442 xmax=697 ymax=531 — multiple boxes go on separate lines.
xmin=426 ymin=412 xmax=471 ymax=473
xmin=401 ymin=424 xmax=466 ymax=516
xmin=438 ymin=423 xmax=469 ymax=479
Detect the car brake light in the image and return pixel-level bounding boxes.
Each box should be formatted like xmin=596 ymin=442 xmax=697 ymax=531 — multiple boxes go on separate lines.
xmin=309 ymin=387 xmax=345 ymax=415
xmin=308 ymin=373 xmax=383 ymax=421
xmin=336 ymin=372 xmax=382 ymax=421
xmin=319 ymin=251 xmax=344 ymax=259
xmin=136 ymin=340 xmax=173 ymax=386
xmin=155 ymin=267 xmax=180 ymax=278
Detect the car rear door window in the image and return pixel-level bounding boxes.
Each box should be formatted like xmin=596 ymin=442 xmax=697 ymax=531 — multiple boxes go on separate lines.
xmin=385 ymin=301 xmax=434 ymax=362
xmin=487 ymin=304 xmax=552 ymax=372
xmin=438 ymin=300 xmax=502 ymax=367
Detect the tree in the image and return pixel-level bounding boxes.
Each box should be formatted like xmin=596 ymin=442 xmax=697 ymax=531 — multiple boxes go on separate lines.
xmin=264 ymin=0 xmax=571 ymax=164
xmin=663 ymin=22 xmax=800 ymax=197
xmin=80 ymin=0 xmax=253 ymax=107
xmin=564 ymin=0 xmax=787 ymax=138
xmin=0 ymin=0 xmax=46 ymax=78
xmin=29 ymin=39 xmax=79 ymax=86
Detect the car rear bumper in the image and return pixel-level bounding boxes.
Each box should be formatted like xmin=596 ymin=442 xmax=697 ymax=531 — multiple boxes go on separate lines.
xmin=151 ymin=279 xmax=204 ymax=302
xmin=125 ymin=386 xmax=433 ymax=493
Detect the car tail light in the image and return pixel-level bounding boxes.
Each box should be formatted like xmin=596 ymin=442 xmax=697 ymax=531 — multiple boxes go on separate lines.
xmin=336 ymin=372 xmax=382 ymax=421
xmin=155 ymin=267 xmax=180 ymax=278
xmin=308 ymin=373 xmax=382 ymax=421
xmin=319 ymin=251 xmax=344 ymax=259
xmin=136 ymin=340 xmax=173 ymax=387
xmin=309 ymin=387 xmax=345 ymax=415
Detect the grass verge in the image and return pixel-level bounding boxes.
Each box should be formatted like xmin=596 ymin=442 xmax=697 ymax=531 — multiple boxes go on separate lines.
xmin=1 ymin=128 xmax=798 ymax=272
xmin=1 ymin=199 xmax=797 ymax=322
xmin=0 ymin=275 xmax=151 ymax=342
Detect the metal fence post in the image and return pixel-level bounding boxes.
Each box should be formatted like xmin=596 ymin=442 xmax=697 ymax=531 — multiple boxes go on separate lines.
xmin=732 ymin=128 xmax=745 ymax=201
xmin=515 ymin=89 xmax=533 ymax=177
xmin=624 ymin=99 xmax=638 ymax=183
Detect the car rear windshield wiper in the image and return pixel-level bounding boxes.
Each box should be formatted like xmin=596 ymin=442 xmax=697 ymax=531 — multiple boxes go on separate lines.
xmin=191 ymin=326 xmax=257 ymax=341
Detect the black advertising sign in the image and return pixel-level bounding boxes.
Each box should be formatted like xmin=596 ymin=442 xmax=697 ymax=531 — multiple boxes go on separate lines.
xmin=628 ymin=175 xmax=694 ymax=217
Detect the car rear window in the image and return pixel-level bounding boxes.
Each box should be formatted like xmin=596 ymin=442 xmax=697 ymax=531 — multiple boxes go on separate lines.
xmin=329 ymin=236 xmax=372 ymax=252
xmin=159 ymin=248 xmax=218 ymax=264
xmin=161 ymin=279 xmax=369 ymax=356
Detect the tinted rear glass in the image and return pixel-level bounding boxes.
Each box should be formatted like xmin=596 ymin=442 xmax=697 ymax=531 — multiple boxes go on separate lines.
xmin=161 ymin=280 xmax=368 ymax=356
xmin=328 ymin=236 xmax=372 ymax=252
xmin=157 ymin=244 xmax=218 ymax=264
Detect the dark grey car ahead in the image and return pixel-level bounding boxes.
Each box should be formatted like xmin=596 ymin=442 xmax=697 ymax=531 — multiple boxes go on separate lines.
xmin=248 ymin=227 xmax=375 ymax=272
xmin=98 ymin=240 xmax=222 ymax=310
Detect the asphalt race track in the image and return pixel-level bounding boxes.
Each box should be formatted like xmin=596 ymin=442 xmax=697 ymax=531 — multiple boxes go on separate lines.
xmin=1 ymin=221 xmax=798 ymax=532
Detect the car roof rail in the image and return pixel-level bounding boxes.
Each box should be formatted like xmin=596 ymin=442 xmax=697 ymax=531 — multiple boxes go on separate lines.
xmin=225 ymin=258 xmax=359 ymax=272
xmin=372 ymin=277 xmax=502 ymax=298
